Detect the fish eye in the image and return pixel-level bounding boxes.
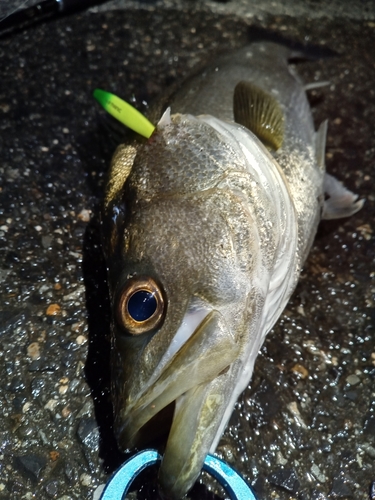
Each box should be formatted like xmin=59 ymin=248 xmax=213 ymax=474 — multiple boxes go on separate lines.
xmin=116 ymin=277 xmax=165 ymax=335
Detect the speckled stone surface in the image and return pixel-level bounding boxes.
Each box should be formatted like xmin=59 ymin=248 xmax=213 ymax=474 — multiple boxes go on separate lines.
xmin=0 ymin=2 xmax=374 ymax=499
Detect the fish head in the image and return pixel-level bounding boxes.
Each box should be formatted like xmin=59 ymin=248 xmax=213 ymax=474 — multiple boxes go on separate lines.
xmin=102 ymin=113 xmax=265 ymax=499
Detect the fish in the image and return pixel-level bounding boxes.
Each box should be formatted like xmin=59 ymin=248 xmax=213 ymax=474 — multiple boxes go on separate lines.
xmin=100 ymin=41 xmax=364 ymax=499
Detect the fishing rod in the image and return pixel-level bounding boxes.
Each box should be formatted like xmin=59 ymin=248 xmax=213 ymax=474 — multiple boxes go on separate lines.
xmin=0 ymin=0 xmax=108 ymax=37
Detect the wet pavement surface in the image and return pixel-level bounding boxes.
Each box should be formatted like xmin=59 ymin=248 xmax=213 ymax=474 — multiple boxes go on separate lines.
xmin=0 ymin=1 xmax=374 ymax=499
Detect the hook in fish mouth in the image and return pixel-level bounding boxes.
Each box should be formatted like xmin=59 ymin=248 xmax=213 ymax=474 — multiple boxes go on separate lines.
xmin=115 ymin=308 xmax=241 ymax=499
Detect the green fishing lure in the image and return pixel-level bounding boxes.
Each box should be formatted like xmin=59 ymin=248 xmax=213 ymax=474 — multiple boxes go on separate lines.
xmin=93 ymin=89 xmax=155 ymax=138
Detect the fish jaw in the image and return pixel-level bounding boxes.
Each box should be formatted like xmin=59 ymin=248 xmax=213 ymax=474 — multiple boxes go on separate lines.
xmin=114 ymin=309 xmax=241 ymax=498
xmin=159 ymin=370 xmax=237 ymax=499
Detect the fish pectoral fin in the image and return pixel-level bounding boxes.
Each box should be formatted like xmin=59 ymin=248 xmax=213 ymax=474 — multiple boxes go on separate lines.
xmin=233 ymin=80 xmax=284 ymax=150
xmin=315 ymin=119 xmax=328 ymax=171
xmin=101 ymin=144 xmax=137 ymax=257
xmin=322 ymin=173 xmax=365 ymax=220
xmin=104 ymin=143 xmax=137 ymax=211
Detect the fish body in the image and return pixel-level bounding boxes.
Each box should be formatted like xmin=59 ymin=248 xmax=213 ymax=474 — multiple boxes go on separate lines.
xmin=101 ymin=42 xmax=363 ymax=499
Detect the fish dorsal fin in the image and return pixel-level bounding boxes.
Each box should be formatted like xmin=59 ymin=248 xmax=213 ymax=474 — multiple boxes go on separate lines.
xmin=233 ymin=81 xmax=284 ymax=150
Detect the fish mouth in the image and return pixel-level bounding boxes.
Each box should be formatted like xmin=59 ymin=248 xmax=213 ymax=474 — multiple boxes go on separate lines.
xmin=115 ymin=309 xmax=241 ymax=499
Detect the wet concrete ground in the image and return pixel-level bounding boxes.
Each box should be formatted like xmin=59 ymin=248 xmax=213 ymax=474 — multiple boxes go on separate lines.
xmin=0 ymin=1 xmax=374 ymax=499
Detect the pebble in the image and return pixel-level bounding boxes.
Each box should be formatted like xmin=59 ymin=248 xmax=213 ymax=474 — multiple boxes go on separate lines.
xmin=28 ymin=359 xmax=42 ymax=372
xmin=71 ymin=321 xmax=84 ymax=332
xmin=62 ymin=286 xmax=85 ymax=302
xmin=59 ymin=384 xmax=69 ymax=395
xmin=311 ymin=463 xmax=327 ymax=483
xmin=311 ymin=491 xmax=328 ymax=500
xmin=8 ymin=378 xmax=26 ymax=393
xmin=18 ymin=425 xmax=35 ymax=438
xmin=75 ymin=334 xmax=87 ymax=345
xmin=61 ymin=406 xmax=71 ymax=418
xmin=27 ymin=342 xmax=41 ymax=360
xmin=291 ymin=363 xmax=309 ymax=379
xmin=22 ymin=402 xmax=32 ymax=413
xmin=371 ymin=481 xmax=375 ymax=500
xmin=45 ymin=480 xmax=59 ymax=497
xmin=363 ymin=415 xmax=375 ymax=435
xmin=77 ymin=209 xmax=91 ymax=222
xmin=14 ymin=454 xmax=47 ymax=481
xmin=287 ymin=401 xmax=307 ymax=428
xmin=276 ymin=451 xmax=288 ymax=465
xmin=344 ymin=390 xmax=358 ymax=401
xmin=268 ymin=468 xmax=300 ymax=493
xmin=77 ymin=418 xmax=100 ymax=451
xmin=76 ymin=400 xmax=93 ymax=418
xmin=41 ymin=235 xmax=53 ymax=249
xmin=80 ymin=473 xmax=92 ymax=486
xmin=44 ymin=399 xmax=58 ymax=411
xmin=50 ymin=451 xmax=60 ymax=462
xmin=31 ymin=377 xmax=45 ymax=398
xmin=330 ymin=477 xmax=353 ymax=497
xmin=64 ymin=462 xmax=79 ymax=484
xmin=361 ymin=443 xmax=375 ymax=459
xmin=346 ymin=374 xmax=361 ymax=385
xmin=46 ymin=304 xmax=61 ymax=316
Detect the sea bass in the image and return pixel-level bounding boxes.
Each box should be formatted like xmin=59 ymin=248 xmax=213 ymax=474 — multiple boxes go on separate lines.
xmin=101 ymin=42 xmax=363 ymax=499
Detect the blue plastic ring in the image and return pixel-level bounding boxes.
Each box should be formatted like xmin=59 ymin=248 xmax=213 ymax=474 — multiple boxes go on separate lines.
xmin=203 ymin=453 xmax=257 ymax=500
xmin=100 ymin=449 xmax=257 ymax=500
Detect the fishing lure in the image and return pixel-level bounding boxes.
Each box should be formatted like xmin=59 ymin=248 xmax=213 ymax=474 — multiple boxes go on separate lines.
xmin=93 ymin=89 xmax=155 ymax=138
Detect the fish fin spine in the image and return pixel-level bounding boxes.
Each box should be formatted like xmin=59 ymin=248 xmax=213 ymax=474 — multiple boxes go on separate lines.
xmin=315 ymin=119 xmax=328 ymax=171
xmin=303 ymin=81 xmax=330 ymax=91
xmin=158 ymin=107 xmax=172 ymax=127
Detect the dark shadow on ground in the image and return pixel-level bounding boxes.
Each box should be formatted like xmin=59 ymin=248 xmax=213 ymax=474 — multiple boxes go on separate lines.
xmin=82 ymin=206 xmax=127 ymax=473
